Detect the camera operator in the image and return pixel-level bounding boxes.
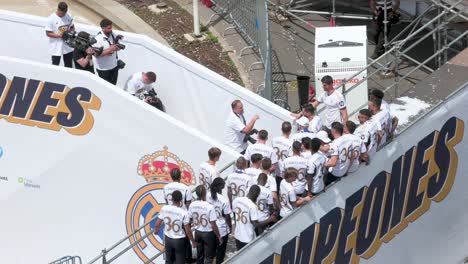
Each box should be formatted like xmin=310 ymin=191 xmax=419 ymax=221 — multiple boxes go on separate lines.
xmin=45 ymin=2 xmax=74 ymax=68
xmin=370 ymin=0 xmax=401 ymax=59
xmin=93 ymin=19 xmax=123 ymax=85
xmin=73 ymin=31 xmax=95 ymax=73
xmin=225 ymin=100 xmax=259 ymax=154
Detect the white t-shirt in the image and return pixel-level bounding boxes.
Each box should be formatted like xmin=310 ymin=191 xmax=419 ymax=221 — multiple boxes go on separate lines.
xmin=163 ymin=182 xmax=192 ymax=209
xmin=308 ymin=115 xmax=323 ymax=133
xmin=329 ymin=135 xmax=353 ymax=177
xmin=198 ymin=162 xmax=219 ymax=190
xmin=124 ymin=72 xmax=153 ymax=98
xmin=381 ymin=99 xmax=395 ymax=118
xmin=158 ymin=205 xmax=190 ymax=239
xmin=256 ymin=185 xmax=274 ymax=221
xmin=301 ymin=151 xmax=312 ymax=160
xmin=225 ymin=111 xmax=248 ymax=153
xmin=307 ymin=152 xmax=326 ymax=194
xmin=259 ymin=173 xmax=278 ymax=194
xmin=45 ymin=12 xmax=74 ymax=56
xmin=373 ymin=110 xmax=391 ymax=148
xmin=207 ymin=192 xmax=232 ymax=237
xmin=227 ymin=171 xmax=252 ymax=200
xmin=245 ymin=167 xmax=262 ymax=182
xmin=271 ymin=136 xmax=291 ymax=162
xmin=317 ymin=90 xmax=346 ymax=128
xmin=280 ymin=155 xmax=308 ymax=195
xmin=232 ymin=197 xmax=260 ymax=243
xmin=355 ymin=120 xmax=380 ymax=159
xmin=290 ymin=132 xmax=316 ymax=143
xmin=279 ymin=180 xmax=297 ymax=217
xmin=92 ymin=31 xmax=118 ymax=70
xmin=244 ymin=143 xmax=278 ymax=165
xmin=188 ymin=200 xmax=217 ymax=232
xmin=341 ymin=134 xmax=367 ymax=173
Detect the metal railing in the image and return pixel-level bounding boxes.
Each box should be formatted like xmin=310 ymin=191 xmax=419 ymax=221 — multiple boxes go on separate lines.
xmin=50 ymin=256 xmax=82 ymax=264
xmin=87 ymin=160 xmax=235 ymax=264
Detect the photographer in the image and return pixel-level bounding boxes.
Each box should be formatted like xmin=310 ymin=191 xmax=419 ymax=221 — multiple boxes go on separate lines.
xmin=224 ymin=100 xmax=259 ymax=154
xmin=73 ymin=31 xmax=95 ymax=73
xmin=93 ymin=19 xmax=124 ymax=85
xmin=45 ymin=2 xmax=74 ymax=67
xmin=124 ymin=71 xmax=164 ymax=111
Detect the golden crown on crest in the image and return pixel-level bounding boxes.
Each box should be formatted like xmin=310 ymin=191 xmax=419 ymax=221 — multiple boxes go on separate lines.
xmin=137 ymin=146 xmax=195 ymax=185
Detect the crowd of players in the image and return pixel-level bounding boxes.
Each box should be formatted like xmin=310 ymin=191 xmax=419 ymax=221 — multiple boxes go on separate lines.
xmin=156 ymin=75 xmax=398 ymax=264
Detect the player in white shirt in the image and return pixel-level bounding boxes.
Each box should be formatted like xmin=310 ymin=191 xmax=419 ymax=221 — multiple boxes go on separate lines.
xmin=371 ymin=89 xmax=399 ymax=138
xmin=280 ymin=142 xmax=309 ymax=196
xmin=355 ymin=109 xmax=380 ymax=160
xmin=255 ymin=173 xmax=276 ymax=234
xmin=244 ymin=130 xmax=278 ymax=170
xmin=244 ymin=153 xmax=263 ymax=181
xmin=303 ymin=104 xmax=323 ymax=133
xmin=343 ymin=121 xmax=368 ymax=173
xmin=45 ymin=2 xmax=74 ymax=67
xmin=300 ymin=137 xmax=313 ymax=159
xmin=312 ymin=75 xmax=348 ymax=129
xmin=198 ymin=147 xmax=222 ymax=190
xmin=290 ymin=117 xmax=316 ymax=144
xmin=232 ymin=185 xmax=276 ymax=250
xmin=154 ymin=190 xmax=196 ymax=264
xmin=227 ymin=157 xmax=252 ymax=206
xmin=207 ymin=178 xmax=232 ymax=264
xmin=189 ymin=186 xmax=222 ymax=264
xmin=164 ymin=168 xmax=192 ymax=209
xmin=261 ymin=157 xmax=279 ymax=207
xmin=124 ymin=71 xmax=157 ymax=98
xmin=225 ymin=100 xmax=260 ymax=153
xmin=325 ymin=122 xmax=354 ymax=185
xmin=306 ymin=138 xmax=327 ymax=196
xmin=279 ymin=168 xmax=312 ymax=218
xmin=272 ymin=121 xmax=293 ymax=178
xmin=369 ymin=98 xmax=392 ymax=148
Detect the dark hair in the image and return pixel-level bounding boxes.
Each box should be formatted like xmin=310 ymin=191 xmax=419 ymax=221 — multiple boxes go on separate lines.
xmin=236 ymin=156 xmax=247 ymax=170
xmin=292 ymin=141 xmax=302 ymax=153
xmin=359 ymin=109 xmax=372 ymax=118
xmin=251 ymin=153 xmax=263 ymax=164
xmin=231 ymin=99 xmax=241 ymax=110
xmin=261 ymin=157 xmax=272 ymax=171
xmin=145 ymin=72 xmax=157 ymax=83
xmin=170 ymin=168 xmax=181 ymax=181
xmin=371 ymin=89 xmax=385 ymax=100
xmin=58 ymin=2 xmax=68 ymax=12
xmin=301 ymin=137 xmax=312 ymax=150
xmin=257 ymin=173 xmax=268 ymax=185
xmin=195 ymin=185 xmax=206 ymax=200
xmin=210 ymin=177 xmax=225 ymax=201
xmin=346 ymin=121 xmax=357 ymax=134
xmin=321 ymin=75 xmax=333 ymax=85
xmin=77 ymin=31 xmax=90 ymax=39
xmin=258 ymin=130 xmax=268 ymax=141
xmin=100 ymin=19 xmax=113 ymax=28
xmin=172 ymin=190 xmax=182 ymax=203
xmin=303 ymin=104 xmax=315 ymax=115
xmin=370 ymin=98 xmax=382 ymax=109
xmin=331 ymin=122 xmax=344 ymax=136
xmin=284 ymin=167 xmax=298 ymax=180
xmin=248 ymin=185 xmax=261 ymax=202
xmin=208 ymin=147 xmax=222 ymax=160
xmin=311 ymin=138 xmax=321 ymax=153
xmin=281 ymin=121 xmax=292 ymax=134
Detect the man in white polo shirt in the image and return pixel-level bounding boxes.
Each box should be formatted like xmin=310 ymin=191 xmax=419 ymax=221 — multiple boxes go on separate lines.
xmin=45 ymin=2 xmax=74 ymax=68
xmin=312 ymin=75 xmax=348 ymax=129
xmin=93 ymin=19 xmax=122 ymax=85
xmin=225 ymin=100 xmax=259 ymax=154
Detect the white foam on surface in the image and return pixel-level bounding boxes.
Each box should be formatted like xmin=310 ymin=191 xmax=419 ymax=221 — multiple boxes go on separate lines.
xmin=390 ymin=96 xmax=431 ymax=129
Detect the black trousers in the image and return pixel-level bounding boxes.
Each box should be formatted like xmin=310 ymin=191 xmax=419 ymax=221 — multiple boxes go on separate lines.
xmin=372 ymin=8 xmax=393 ymax=56
xmin=235 ymin=239 xmax=248 ymax=251
xmin=215 ymin=235 xmax=229 ymax=264
xmin=195 ymin=230 xmax=216 ymax=264
xmin=164 ymin=236 xmax=186 ymax=264
xmin=97 ymin=66 xmax=119 ymax=85
xmin=325 ymin=173 xmax=342 ymax=186
xmin=52 ymin=51 xmax=74 ymax=68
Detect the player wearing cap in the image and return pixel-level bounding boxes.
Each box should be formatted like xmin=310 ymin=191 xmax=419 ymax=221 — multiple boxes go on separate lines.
xmin=312 ymin=75 xmax=348 ymax=129
xmin=189 ymin=186 xmax=222 ymax=264
xmin=325 ymin=122 xmax=354 ymax=185
xmin=164 ymin=168 xmax=192 ymax=209
xmin=290 ymin=117 xmax=316 ymax=143
xmin=244 ymin=130 xmax=278 ymax=171
xmin=316 ymin=130 xmax=332 ymax=157
xmin=306 ymin=138 xmax=327 ymax=196
xmin=255 ymin=173 xmax=276 ymax=234
xmin=280 ymin=141 xmax=309 ymax=197
xmin=207 ymin=178 xmax=232 ymax=264
xmin=355 ymin=109 xmax=380 ymax=160
xmin=199 ymin=147 xmax=222 ymax=190
xmin=369 ymin=98 xmax=391 ymax=148
xmin=343 ymin=121 xmax=368 ymax=172
xmin=245 ymin=153 xmax=263 ymax=181
xmin=154 ymin=190 xmax=196 ymax=264
xmin=279 ymin=168 xmax=312 ymax=218
xmin=232 ymin=185 xmax=276 ymax=250
xmin=227 ymin=157 xmax=252 ymax=207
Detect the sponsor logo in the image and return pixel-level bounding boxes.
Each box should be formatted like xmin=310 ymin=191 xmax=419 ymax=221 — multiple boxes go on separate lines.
xmin=0 ymin=73 xmax=102 ymax=135
xmin=260 ymin=117 xmax=464 ymax=264
xmin=0 ymin=176 xmax=8 ymax=182
xmin=126 ymin=146 xmax=195 ymax=263
xmin=18 ymin=177 xmax=41 ymax=189
xmin=333 ymin=78 xmax=361 ymax=86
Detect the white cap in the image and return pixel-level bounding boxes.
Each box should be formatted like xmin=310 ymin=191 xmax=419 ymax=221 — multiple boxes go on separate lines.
xmin=316 ymin=130 xmax=331 ymax=143
xmin=296 ymin=116 xmax=309 ymax=127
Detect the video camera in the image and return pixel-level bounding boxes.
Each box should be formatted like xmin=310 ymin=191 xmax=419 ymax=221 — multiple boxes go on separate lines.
xmin=113 ymin=34 xmax=126 ymax=69
xmin=243 ymin=129 xmax=258 ymax=144
xmin=62 ymin=30 xmax=103 ymax=55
